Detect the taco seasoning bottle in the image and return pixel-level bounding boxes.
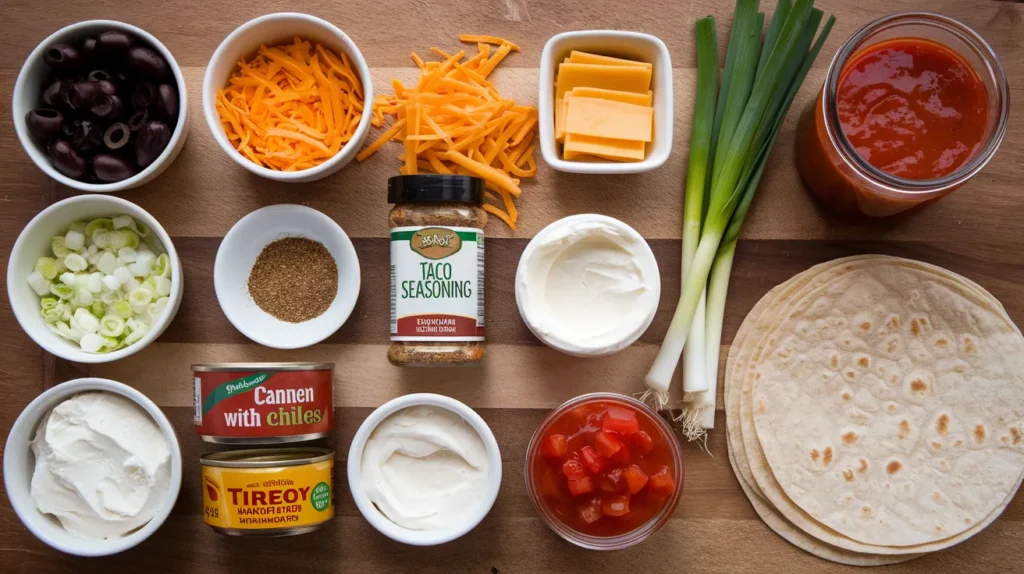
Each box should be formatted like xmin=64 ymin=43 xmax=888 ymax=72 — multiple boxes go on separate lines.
xmin=388 ymin=174 xmax=486 ymax=366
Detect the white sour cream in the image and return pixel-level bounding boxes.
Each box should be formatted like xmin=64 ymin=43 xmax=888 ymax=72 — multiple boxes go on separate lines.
xmin=30 ymin=392 xmax=171 ymax=540
xmin=516 ymin=214 xmax=661 ymax=355
xmin=360 ymin=405 xmax=489 ymax=530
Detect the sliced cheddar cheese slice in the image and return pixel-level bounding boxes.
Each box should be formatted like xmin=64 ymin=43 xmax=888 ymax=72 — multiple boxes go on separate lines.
xmin=564 ymin=97 xmax=653 ymax=142
xmin=567 ymin=50 xmax=653 ymax=70
xmin=555 ymin=94 xmax=572 ymax=143
xmin=564 ymin=133 xmax=646 ymax=162
xmin=571 ymin=86 xmax=653 ymax=107
xmin=554 ymin=63 xmax=652 ymax=97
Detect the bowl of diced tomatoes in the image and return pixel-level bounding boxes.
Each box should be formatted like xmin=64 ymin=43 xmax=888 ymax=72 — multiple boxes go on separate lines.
xmin=525 ymin=393 xmax=683 ymax=550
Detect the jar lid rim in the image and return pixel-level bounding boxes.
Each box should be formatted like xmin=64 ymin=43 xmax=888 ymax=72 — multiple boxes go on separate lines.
xmin=388 ymin=174 xmax=485 ymax=205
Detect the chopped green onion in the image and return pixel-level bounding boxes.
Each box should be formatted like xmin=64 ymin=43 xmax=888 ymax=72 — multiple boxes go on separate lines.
xmin=99 ymin=315 xmax=126 ymax=337
xmin=41 ymin=307 xmax=63 ymax=323
xmin=113 ymin=300 xmax=133 ymax=318
xmin=69 ymin=221 xmax=86 ymax=235
xmin=119 ymin=229 xmax=140 ymax=250
xmin=65 ymin=230 xmax=85 ymax=252
xmin=112 ymin=215 xmax=133 ymax=230
xmin=129 ymin=288 xmax=153 ymax=313
xmin=51 ymin=236 xmax=71 ymax=258
xmin=97 ymin=251 xmax=117 ymax=275
xmin=153 ymin=253 xmax=171 ymax=278
xmin=90 ymin=299 xmax=107 ymax=318
xmin=27 ymin=271 xmax=50 ymax=296
xmin=80 ymin=333 xmax=104 ymax=353
xmin=84 ymin=218 xmax=113 ymax=238
xmin=40 ymin=297 xmax=59 ymax=311
xmin=35 ymin=257 xmax=58 ymax=280
xmin=50 ymin=283 xmax=74 ymax=300
xmin=123 ymin=322 xmax=150 ymax=346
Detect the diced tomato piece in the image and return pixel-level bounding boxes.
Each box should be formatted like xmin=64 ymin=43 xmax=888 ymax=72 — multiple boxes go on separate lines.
xmin=623 ymin=465 xmax=648 ymax=494
xmin=579 ymin=496 xmax=603 ymax=524
xmin=562 ymin=456 xmax=588 ymax=480
xmin=579 ymin=446 xmax=605 ymax=474
xmin=541 ymin=434 xmax=568 ymax=458
xmin=593 ymin=431 xmax=623 ymax=457
xmin=567 ymin=476 xmax=595 ymax=496
xmin=602 ymin=406 xmax=640 ymax=434
xmin=631 ymin=430 xmax=655 ymax=454
xmin=608 ymin=443 xmax=631 ymax=465
xmin=599 ymin=467 xmax=626 ymax=493
xmin=648 ymin=466 xmax=676 ymax=496
xmin=602 ymin=494 xmax=630 ymax=517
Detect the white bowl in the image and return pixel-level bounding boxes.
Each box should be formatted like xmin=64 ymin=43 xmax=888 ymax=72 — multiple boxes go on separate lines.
xmin=7 ymin=195 xmax=184 ymax=363
xmin=347 ymin=393 xmax=502 ymax=546
xmin=214 ymin=204 xmax=360 ymax=349
xmin=3 ymin=377 xmax=183 ymax=557
xmin=515 ymin=214 xmax=661 ymax=357
xmin=202 ymin=12 xmax=374 ymax=183
xmin=13 ymin=20 xmax=190 ymax=193
xmin=538 ymin=30 xmax=673 ymax=174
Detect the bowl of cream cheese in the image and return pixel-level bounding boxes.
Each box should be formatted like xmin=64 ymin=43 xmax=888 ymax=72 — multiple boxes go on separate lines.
xmin=3 ymin=377 xmax=182 ymax=556
xmin=347 ymin=393 xmax=501 ymax=545
xmin=515 ymin=214 xmax=661 ymax=356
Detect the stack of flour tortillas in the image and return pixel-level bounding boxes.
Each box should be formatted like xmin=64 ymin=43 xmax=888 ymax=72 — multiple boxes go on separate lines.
xmin=726 ymin=255 xmax=1024 ymax=565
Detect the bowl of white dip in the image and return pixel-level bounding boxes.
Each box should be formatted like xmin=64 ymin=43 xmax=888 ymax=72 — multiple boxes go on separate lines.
xmin=3 ymin=377 xmax=182 ymax=556
xmin=347 ymin=393 xmax=501 ymax=545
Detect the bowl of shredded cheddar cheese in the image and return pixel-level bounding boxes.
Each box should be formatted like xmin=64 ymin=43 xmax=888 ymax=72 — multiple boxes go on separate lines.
xmin=202 ymin=13 xmax=373 ymax=182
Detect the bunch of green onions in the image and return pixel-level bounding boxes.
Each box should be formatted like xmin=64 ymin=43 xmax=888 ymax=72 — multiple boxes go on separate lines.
xmin=643 ymin=0 xmax=835 ymax=439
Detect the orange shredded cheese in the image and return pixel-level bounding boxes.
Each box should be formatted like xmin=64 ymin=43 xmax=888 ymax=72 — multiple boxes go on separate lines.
xmin=215 ymin=37 xmax=364 ymax=171
xmin=357 ymin=36 xmax=536 ymax=229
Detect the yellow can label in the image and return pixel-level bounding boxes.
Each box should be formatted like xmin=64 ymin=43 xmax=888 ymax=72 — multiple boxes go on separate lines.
xmin=202 ymin=459 xmax=334 ymax=530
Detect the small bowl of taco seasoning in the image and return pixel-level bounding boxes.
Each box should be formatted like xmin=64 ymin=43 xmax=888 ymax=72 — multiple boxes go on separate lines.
xmin=214 ymin=204 xmax=360 ymax=349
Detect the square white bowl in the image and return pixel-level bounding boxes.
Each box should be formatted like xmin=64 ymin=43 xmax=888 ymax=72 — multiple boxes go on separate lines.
xmin=538 ymin=30 xmax=673 ymax=174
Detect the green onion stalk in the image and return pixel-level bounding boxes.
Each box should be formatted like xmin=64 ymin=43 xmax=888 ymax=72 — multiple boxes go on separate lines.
xmin=644 ymin=0 xmax=835 ymax=440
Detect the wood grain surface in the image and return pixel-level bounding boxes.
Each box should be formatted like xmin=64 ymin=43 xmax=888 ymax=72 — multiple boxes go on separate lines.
xmin=2 ymin=0 xmax=1023 ymax=572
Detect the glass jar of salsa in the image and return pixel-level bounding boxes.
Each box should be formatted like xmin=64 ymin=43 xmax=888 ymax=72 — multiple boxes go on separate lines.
xmin=525 ymin=393 xmax=683 ymax=550
xmin=796 ymin=13 xmax=1008 ymax=216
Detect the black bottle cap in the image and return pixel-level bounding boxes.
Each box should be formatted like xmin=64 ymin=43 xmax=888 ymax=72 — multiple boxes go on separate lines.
xmin=387 ymin=174 xmax=485 ymax=205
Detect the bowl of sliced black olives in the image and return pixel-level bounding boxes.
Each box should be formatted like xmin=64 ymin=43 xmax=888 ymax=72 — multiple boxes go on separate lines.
xmin=13 ymin=20 xmax=188 ymax=192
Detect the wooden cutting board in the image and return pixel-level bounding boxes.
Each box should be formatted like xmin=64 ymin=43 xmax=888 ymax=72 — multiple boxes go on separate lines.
xmin=2 ymin=0 xmax=1023 ymax=571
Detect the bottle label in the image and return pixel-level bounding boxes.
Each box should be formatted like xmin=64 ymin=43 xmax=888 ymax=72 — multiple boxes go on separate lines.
xmin=390 ymin=225 xmax=484 ymax=341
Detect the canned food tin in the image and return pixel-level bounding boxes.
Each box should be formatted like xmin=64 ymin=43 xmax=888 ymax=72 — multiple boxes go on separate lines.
xmin=193 ymin=363 xmax=334 ymax=444
xmin=201 ymin=448 xmax=335 ymax=536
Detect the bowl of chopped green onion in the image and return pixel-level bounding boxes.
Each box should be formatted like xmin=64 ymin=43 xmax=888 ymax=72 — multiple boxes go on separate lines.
xmin=7 ymin=195 xmax=183 ymax=363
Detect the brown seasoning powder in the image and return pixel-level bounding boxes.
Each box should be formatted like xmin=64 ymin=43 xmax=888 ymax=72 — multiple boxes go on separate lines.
xmin=248 ymin=237 xmax=338 ymax=322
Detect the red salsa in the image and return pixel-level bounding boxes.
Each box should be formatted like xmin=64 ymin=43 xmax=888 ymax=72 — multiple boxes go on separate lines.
xmin=532 ymin=401 xmax=679 ymax=537
xmin=836 ymin=38 xmax=988 ymax=180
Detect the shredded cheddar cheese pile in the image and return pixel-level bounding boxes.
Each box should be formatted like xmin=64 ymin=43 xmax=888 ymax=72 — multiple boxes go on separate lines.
xmin=216 ymin=37 xmax=365 ymax=171
xmin=357 ymin=35 xmax=537 ymax=229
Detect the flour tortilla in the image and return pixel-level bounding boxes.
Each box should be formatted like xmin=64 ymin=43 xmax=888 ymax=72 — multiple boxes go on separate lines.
xmin=748 ymin=257 xmax=1024 ymax=548
xmin=726 ymin=256 xmax=1022 ymax=561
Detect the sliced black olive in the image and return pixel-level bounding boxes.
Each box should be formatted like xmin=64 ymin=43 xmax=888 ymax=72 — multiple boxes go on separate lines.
xmin=96 ymin=79 xmax=118 ymax=96
xmin=87 ymin=69 xmax=113 ymax=82
xmin=103 ymin=122 xmax=131 ymax=150
xmin=90 ymin=94 xmax=123 ymax=119
xmin=65 ymin=81 xmax=101 ymax=110
xmin=71 ymin=120 xmax=104 ymax=154
xmin=42 ymin=79 xmax=69 ymax=108
xmin=97 ymin=31 xmax=133 ymax=56
xmin=128 ymin=46 xmax=168 ymax=79
xmin=127 ymin=109 xmax=149 ymax=131
xmin=135 ymin=120 xmax=171 ymax=168
xmin=92 ymin=154 xmax=136 ymax=182
xmin=48 ymin=139 xmax=87 ymax=178
xmin=156 ymin=84 xmax=178 ymax=120
xmin=81 ymin=37 xmax=98 ymax=61
xmin=131 ymin=82 xmax=157 ymax=109
xmin=26 ymin=108 xmax=64 ymax=142
xmin=62 ymin=119 xmax=80 ymax=138
xmin=43 ymin=44 xmax=81 ymax=70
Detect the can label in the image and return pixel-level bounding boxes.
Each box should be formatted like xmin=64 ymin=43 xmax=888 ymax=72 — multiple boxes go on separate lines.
xmin=202 ymin=459 xmax=334 ymax=531
xmin=194 ymin=369 xmax=334 ymax=440
xmin=390 ymin=225 xmax=485 ymax=342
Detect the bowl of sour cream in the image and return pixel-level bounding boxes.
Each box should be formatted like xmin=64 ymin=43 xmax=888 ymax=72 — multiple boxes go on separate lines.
xmin=347 ymin=393 xmax=501 ymax=545
xmin=3 ymin=377 xmax=181 ymax=556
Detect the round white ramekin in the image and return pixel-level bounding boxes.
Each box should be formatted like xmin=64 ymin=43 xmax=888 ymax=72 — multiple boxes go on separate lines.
xmin=347 ymin=393 xmax=502 ymax=546
xmin=3 ymin=377 xmax=183 ymax=556
xmin=13 ymin=20 xmax=190 ymax=192
xmin=7 ymin=195 xmax=184 ymax=363
xmin=202 ymin=12 xmax=373 ymax=182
